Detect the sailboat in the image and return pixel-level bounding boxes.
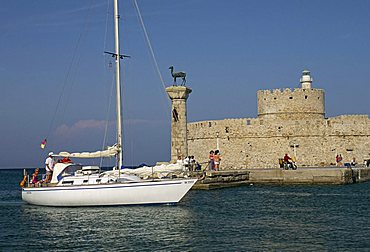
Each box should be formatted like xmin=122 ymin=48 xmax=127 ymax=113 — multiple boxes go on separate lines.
xmin=21 ymin=0 xmax=197 ymax=206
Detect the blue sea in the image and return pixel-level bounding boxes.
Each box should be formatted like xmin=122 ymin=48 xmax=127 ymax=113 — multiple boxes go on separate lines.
xmin=1 ymin=169 xmax=370 ymax=251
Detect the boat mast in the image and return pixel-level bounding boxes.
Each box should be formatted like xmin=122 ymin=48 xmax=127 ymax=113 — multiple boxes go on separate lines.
xmin=114 ymin=0 xmax=123 ymax=169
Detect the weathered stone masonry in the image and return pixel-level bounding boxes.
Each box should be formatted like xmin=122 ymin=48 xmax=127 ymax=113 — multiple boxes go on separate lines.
xmin=166 ymin=85 xmax=192 ymax=163
xmin=187 ymin=71 xmax=370 ymax=169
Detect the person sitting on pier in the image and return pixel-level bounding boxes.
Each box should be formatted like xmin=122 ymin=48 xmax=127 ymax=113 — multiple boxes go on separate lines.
xmin=283 ymin=153 xmax=294 ymax=168
xmin=189 ymin=156 xmax=195 ymax=171
xmin=195 ymin=161 xmax=201 ymax=171
xmin=336 ymin=154 xmax=343 ymax=167
xmin=188 ymin=156 xmax=200 ymax=171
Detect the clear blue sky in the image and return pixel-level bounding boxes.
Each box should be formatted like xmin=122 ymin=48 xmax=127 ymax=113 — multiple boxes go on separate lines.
xmin=1 ymin=0 xmax=370 ymax=168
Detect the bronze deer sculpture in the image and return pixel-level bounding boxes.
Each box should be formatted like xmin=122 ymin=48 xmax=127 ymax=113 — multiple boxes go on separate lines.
xmin=169 ymin=66 xmax=186 ymax=85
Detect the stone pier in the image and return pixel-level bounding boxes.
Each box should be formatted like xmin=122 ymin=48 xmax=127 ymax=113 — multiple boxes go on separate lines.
xmin=166 ymin=85 xmax=192 ymax=163
xmin=192 ymin=167 xmax=370 ymax=189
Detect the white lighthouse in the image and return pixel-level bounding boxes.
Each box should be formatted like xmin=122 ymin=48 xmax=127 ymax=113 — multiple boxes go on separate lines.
xmin=300 ymin=69 xmax=313 ymax=89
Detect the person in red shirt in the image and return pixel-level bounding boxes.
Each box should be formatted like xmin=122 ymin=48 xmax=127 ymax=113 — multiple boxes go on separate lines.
xmin=283 ymin=153 xmax=293 ymax=168
xmin=31 ymin=168 xmax=40 ymax=186
xmin=60 ymin=157 xmax=73 ymax=163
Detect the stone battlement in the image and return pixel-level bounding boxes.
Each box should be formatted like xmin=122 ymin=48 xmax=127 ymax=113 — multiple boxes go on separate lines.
xmin=329 ymin=115 xmax=369 ymax=121
xmin=259 ymin=87 xmax=325 ymax=95
xmin=258 ymin=87 xmax=325 ymax=120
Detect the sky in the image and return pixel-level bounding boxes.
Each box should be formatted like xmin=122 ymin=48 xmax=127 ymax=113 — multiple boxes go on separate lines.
xmin=1 ymin=0 xmax=370 ymax=168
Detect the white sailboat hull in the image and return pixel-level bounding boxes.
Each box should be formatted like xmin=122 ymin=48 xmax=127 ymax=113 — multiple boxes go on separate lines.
xmin=22 ymin=179 xmax=197 ymax=206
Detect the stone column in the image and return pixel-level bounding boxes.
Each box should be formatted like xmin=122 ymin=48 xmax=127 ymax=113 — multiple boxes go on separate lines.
xmin=165 ymin=85 xmax=192 ymax=163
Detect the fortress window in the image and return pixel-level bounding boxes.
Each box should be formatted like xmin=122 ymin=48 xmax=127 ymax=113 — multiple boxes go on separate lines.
xmin=209 ymin=122 xmax=212 ymax=127
xmin=305 ymin=95 xmax=308 ymax=99
xmin=246 ymin=120 xmax=251 ymax=125
xmin=225 ymin=127 xmax=229 ymax=133
xmin=274 ymin=97 xmax=277 ymax=100
xmin=289 ymin=97 xmax=293 ymax=99
xmin=318 ymin=97 xmax=320 ymax=99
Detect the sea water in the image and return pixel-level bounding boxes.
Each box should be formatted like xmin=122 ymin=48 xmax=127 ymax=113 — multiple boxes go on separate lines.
xmin=1 ymin=169 xmax=370 ymax=251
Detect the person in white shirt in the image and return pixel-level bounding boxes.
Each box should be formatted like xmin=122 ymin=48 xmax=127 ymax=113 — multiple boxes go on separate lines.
xmin=45 ymin=152 xmax=55 ymax=183
xmin=184 ymin=156 xmax=190 ymax=171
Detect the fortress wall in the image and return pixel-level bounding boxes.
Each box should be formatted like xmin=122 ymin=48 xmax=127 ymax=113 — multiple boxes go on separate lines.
xmin=186 ymin=72 xmax=369 ymax=169
xmin=328 ymin=115 xmax=370 ymax=125
xmin=327 ymin=115 xmax=370 ymax=135
xmin=257 ymin=88 xmax=325 ymax=120
xmin=188 ymin=116 xmax=370 ymax=169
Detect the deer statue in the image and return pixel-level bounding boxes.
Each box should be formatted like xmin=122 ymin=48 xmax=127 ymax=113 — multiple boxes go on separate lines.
xmin=169 ymin=66 xmax=186 ymax=85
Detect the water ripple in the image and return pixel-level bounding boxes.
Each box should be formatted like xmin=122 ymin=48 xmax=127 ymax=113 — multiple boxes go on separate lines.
xmin=1 ymin=170 xmax=370 ymax=251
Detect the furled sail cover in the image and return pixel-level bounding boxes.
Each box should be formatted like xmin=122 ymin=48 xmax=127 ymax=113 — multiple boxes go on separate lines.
xmin=54 ymin=144 xmax=119 ymax=158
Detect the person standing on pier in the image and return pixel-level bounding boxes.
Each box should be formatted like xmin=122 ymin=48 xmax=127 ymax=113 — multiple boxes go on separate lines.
xmin=214 ymin=150 xmax=221 ymax=171
xmin=209 ymin=150 xmax=215 ymax=171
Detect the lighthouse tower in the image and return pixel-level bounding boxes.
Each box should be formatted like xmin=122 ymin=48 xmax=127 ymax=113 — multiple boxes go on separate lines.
xmin=300 ymin=70 xmax=313 ymax=89
xmin=257 ymin=69 xmax=325 ymax=120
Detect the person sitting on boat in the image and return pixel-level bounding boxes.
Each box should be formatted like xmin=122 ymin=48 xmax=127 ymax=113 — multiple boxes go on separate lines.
xmin=45 ymin=152 xmax=55 ymax=183
xmin=30 ymin=168 xmax=40 ymax=187
xmin=59 ymin=157 xmax=73 ymax=163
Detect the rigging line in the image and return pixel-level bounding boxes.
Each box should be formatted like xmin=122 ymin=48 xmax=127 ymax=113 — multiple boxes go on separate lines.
xmin=99 ymin=0 xmax=113 ymax=168
xmin=45 ymin=1 xmax=96 ymax=142
xmin=132 ymin=0 xmax=171 ymax=111
xmin=60 ymin=50 xmax=82 ymax=121
xmin=132 ymin=0 xmax=165 ymax=87
xmin=123 ymin=66 xmax=136 ymax=168
xmin=100 ymin=74 xmax=115 ymax=168
xmin=121 ymin=65 xmax=130 ymax=166
xmin=103 ymin=0 xmax=111 ymax=55
xmin=60 ymin=1 xmax=97 ymax=125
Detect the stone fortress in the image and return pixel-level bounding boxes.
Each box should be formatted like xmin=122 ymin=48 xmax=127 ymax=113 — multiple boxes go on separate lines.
xmin=184 ymin=70 xmax=370 ymax=169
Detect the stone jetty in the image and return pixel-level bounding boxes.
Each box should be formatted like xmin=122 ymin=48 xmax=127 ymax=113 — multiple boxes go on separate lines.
xmin=192 ymin=167 xmax=370 ymax=190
